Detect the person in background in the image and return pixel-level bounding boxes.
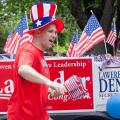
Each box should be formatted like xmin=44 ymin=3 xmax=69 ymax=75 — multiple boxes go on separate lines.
xmin=7 ymin=2 xmax=66 ymax=120
xmin=44 ymin=48 xmax=54 ymax=56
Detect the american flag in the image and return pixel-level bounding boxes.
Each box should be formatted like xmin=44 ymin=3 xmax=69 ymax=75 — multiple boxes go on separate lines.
xmin=75 ymin=14 xmax=106 ymax=57
xmin=66 ymin=31 xmax=78 ymax=57
xmin=106 ymin=21 xmax=117 ymax=47
xmin=8 ymin=14 xmax=32 ymax=55
xmin=3 ymin=28 xmax=13 ymax=52
xmin=64 ymin=75 xmax=86 ymax=100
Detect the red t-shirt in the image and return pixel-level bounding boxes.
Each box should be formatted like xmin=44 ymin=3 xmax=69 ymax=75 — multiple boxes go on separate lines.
xmin=7 ymin=42 xmax=50 ymax=120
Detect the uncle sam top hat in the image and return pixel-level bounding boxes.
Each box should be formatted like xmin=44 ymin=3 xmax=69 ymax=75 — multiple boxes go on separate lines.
xmin=28 ymin=2 xmax=64 ymax=34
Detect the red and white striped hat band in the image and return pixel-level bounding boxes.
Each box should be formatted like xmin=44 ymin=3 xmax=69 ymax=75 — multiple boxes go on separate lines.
xmin=29 ymin=2 xmax=64 ymax=34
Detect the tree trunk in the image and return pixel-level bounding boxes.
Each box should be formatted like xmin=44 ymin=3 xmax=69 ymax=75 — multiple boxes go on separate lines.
xmin=69 ymin=0 xmax=117 ymax=55
xmin=94 ymin=0 xmax=116 ymax=55
xmin=69 ymin=0 xmax=87 ymax=30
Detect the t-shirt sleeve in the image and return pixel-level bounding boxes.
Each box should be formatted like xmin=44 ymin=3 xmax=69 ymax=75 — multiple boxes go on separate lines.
xmin=18 ymin=48 xmax=34 ymax=67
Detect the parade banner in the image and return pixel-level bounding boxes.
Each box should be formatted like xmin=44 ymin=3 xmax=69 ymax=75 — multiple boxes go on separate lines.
xmin=0 ymin=58 xmax=94 ymax=114
xmin=0 ymin=61 xmax=14 ymax=113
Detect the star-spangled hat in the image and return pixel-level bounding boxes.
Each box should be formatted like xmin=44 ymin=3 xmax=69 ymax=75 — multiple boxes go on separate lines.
xmin=28 ymin=2 xmax=64 ymax=34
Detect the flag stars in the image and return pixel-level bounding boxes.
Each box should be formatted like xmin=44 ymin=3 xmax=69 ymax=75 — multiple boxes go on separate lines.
xmin=85 ymin=15 xmax=101 ymax=36
xmin=36 ymin=20 xmax=42 ymax=27
xmin=16 ymin=15 xmax=28 ymax=37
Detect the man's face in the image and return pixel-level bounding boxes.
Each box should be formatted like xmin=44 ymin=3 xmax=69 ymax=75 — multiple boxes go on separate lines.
xmin=38 ymin=24 xmax=57 ymax=50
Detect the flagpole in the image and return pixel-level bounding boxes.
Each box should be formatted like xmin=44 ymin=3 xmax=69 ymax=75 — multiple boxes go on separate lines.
xmin=56 ymin=36 xmax=59 ymax=54
xmin=113 ymin=47 xmax=115 ymax=56
xmin=9 ymin=21 xmax=14 ymax=57
xmin=90 ymin=10 xmax=107 ymax=54
xmin=103 ymin=40 xmax=108 ymax=54
xmin=90 ymin=10 xmax=94 ymax=15
xmin=113 ymin=6 xmax=117 ymax=56
xmin=113 ymin=18 xmax=115 ymax=56
xmin=25 ymin=11 xmax=29 ymax=29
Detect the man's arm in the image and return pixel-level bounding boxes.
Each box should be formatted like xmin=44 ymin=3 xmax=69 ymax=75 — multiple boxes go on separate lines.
xmin=18 ymin=65 xmax=66 ymax=94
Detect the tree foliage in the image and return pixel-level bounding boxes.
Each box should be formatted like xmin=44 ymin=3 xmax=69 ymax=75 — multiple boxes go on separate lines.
xmin=0 ymin=0 xmax=119 ymax=55
xmin=0 ymin=0 xmax=79 ymax=53
xmin=69 ymin=0 xmax=119 ymax=55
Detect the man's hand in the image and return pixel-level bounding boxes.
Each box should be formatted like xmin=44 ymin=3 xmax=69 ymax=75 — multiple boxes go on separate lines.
xmin=48 ymin=82 xmax=67 ymax=97
xmin=48 ymin=88 xmax=62 ymax=97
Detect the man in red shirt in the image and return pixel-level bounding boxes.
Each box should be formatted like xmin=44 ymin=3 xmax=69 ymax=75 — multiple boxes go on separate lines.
xmin=7 ymin=2 xmax=66 ymax=120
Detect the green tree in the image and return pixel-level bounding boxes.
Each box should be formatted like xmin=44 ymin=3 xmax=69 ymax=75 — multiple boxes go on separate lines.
xmin=0 ymin=0 xmax=79 ymax=53
xmin=69 ymin=0 xmax=118 ymax=55
xmin=1 ymin=0 xmax=119 ymax=55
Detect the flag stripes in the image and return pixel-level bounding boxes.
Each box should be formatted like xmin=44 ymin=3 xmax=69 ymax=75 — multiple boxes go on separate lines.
xmin=64 ymin=75 xmax=86 ymax=100
xmin=74 ymin=14 xmax=105 ymax=57
xmin=66 ymin=31 xmax=78 ymax=57
xmin=4 ymin=14 xmax=32 ymax=55
xmin=3 ymin=29 xmax=13 ymax=52
xmin=106 ymin=21 xmax=117 ymax=47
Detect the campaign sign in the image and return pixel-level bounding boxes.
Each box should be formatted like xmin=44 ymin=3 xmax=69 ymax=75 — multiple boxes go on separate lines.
xmin=94 ymin=63 xmax=120 ymax=111
xmin=0 ymin=61 xmax=14 ymax=113
xmin=47 ymin=58 xmax=94 ymax=112
xmin=0 ymin=58 xmax=94 ymax=114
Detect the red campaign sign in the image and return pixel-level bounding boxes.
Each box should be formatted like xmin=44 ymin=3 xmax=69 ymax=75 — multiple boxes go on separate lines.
xmin=47 ymin=58 xmax=94 ymax=111
xmin=0 ymin=58 xmax=94 ymax=113
xmin=0 ymin=61 xmax=14 ymax=113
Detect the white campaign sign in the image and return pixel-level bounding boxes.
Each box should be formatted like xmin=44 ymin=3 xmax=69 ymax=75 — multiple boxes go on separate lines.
xmin=94 ymin=62 xmax=120 ymax=111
